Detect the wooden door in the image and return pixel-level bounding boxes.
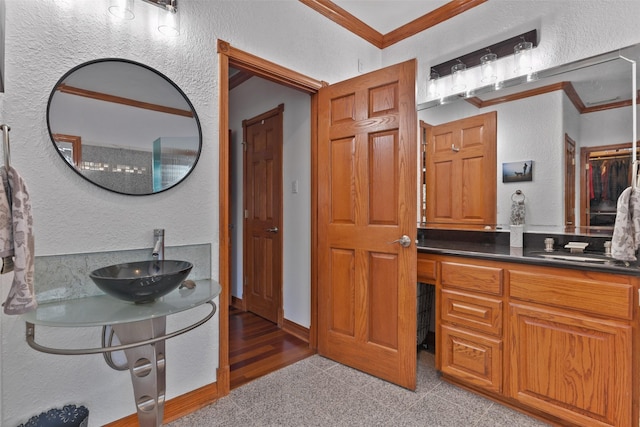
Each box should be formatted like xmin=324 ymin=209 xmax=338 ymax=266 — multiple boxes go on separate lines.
xmin=564 ymin=134 xmax=576 ymax=228
xmin=243 ymin=105 xmax=283 ymax=324
xmin=426 ymin=112 xmax=496 ymax=226
xmin=317 ymin=60 xmax=417 ymax=390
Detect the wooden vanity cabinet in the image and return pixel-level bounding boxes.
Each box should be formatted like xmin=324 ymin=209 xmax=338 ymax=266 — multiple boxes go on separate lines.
xmin=439 ymin=260 xmax=504 ymax=393
xmin=417 ymin=257 xmax=436 ymax=283
xmin=419 ymin=252 xmax=639 ymax=427
xmin=508 ymin=268 xmax=635 ymax=427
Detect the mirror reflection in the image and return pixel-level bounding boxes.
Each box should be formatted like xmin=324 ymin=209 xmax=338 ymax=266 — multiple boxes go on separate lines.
xmin=47 ymin=59 xmax=202 ymax=195
xmin=418 ymin=44 xmax=640 ymax=235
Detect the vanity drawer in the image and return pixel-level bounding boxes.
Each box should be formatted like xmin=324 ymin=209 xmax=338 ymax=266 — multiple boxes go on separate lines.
xmin=442 ymin=289 xmax=503 ymax=336
xmin=441 ymin=261 xmax=503 ymax=296
xmin=417 ymin=255 xmax=436 ymax=282
xmin=440 ymin=324 xmax=502 ymax=394
xmin=509 ymin=269 xmax=634 ymax=320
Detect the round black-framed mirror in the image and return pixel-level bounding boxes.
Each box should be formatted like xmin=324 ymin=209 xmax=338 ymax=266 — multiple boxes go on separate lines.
xmin=47 ymin=58 xmax=202 ymax=195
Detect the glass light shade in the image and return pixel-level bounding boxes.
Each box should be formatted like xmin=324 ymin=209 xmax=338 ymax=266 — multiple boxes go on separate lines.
xmin=451 ymin=62 xmax=467 ymax=92
xmin=428 ymin=70 xmax=440 ymax=98
xmin=108 ymin=0 xmax=135 ymax=20
xmin=480 ymin=53 xmax=498 ymax=83
xmin=514 ymin=41 xmax=534 ymax=74
xmin=158 ymin=8 xmax=180 ymax=36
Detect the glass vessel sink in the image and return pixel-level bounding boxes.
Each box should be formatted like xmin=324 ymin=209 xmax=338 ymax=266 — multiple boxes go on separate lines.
xmin=89 ymin=260 xmax=193 ymax=303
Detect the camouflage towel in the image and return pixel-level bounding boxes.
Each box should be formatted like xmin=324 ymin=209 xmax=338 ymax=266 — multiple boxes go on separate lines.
xmin=611 ymin=186 xmax=640 ymax=262
xmin=0 ymin=166 xmax=36 ymax=314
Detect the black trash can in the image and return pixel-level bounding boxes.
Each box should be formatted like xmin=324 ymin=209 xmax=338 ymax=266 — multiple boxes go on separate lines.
xmin=417 ymin=282 xmax=435 ymax=350
xmin=17 ymin=405 xmax=89 ymax=427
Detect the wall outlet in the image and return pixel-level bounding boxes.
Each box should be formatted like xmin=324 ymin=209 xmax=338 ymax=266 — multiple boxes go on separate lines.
xmin=292 ymin=180 xmax=299 ymax=194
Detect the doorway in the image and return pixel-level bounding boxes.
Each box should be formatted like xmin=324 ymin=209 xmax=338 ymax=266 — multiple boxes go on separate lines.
xmin=580 ymin=142 xmax=635 ymax=228
xmin=219 ymin=40 xmax=420 ymax=396
xmin=219 ymin=39 xmax=323 ymax=396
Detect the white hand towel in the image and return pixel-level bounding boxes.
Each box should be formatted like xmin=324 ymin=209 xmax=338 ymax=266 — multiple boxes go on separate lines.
xmin=611 ymin=186 xmax=640 ymax=261
xmin=0 ymin=166 xmax=36 ymax=314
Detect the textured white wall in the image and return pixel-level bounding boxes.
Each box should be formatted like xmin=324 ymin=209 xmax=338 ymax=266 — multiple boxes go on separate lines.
xmin=228 ymin=76 xmax=312 ymax=328
xmin=2 ymin=0 xmax=640 ymax=425
xmin=381 ymin=0 xmax=640 ymax=103
xmin=0 ymin=1 xmax=378 ymax=426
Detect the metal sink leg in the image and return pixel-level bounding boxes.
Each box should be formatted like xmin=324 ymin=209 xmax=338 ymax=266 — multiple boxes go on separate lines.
xmin=112 ymin=317 xmax=167 ymax=427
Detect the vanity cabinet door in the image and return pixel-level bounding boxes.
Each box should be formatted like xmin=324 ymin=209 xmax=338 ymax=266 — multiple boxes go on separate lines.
xmin=440 ymin=324 xmax=502 ymax=393
xmin=508 ymin=302 xmax=633 ymax=427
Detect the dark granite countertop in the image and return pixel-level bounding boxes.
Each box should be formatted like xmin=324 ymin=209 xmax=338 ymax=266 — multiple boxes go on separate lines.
xmin=417 ymin=228 xmax=640 ymax=276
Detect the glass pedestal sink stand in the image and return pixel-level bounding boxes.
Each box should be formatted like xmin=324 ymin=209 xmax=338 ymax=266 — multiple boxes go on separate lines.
xmin=22 ymin=280 xmax=220 ymax=427
xmin=112 ymin=317 xmax=168 ymax=427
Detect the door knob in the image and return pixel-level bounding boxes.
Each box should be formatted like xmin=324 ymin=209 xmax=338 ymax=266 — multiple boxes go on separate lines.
xmin=390 ymin=235 xmax=411 ymax=248
xmin=266 ymin=227 xmax=279 ymax=233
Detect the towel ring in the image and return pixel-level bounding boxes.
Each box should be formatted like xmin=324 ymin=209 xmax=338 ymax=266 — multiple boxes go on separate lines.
xmin=511 ymin=189 xmax=525 ymax=203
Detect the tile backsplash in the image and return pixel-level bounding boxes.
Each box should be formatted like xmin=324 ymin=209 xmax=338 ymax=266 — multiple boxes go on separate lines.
xmin=34 ymin=244 xmax=211 ymax=303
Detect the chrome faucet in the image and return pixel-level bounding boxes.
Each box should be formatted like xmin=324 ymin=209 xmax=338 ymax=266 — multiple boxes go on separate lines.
xmin=152 ymin=229 xmax=165 ymax=261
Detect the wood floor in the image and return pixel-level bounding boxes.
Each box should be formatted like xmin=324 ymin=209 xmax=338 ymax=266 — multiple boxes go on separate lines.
xmin=229 ymin=306 xmax=315 ymax=389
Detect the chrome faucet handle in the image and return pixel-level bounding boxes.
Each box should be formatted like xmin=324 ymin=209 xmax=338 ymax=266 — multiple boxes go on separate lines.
xmin=153 ymin=229 xmax=165 ymax=260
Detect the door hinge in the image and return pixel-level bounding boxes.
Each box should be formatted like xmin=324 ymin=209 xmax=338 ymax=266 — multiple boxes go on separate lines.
xmin=242 ymin=141 xmax=247 ymax=151
xmin=244 ymin=209 xmax=249 ymax=219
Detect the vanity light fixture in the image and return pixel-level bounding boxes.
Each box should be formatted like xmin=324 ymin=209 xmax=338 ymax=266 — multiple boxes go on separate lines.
xmin=430 ymin=30 xmax=537 ymax=79
xmin=108 ymin=0 xmax=135 ymax=20
xmin=427 ymin=69 xmax=441 ymax=99
xmin=110 ymin=0 xmax=179 ymax=36
xmin=480 ymin=50 xmax=498 ymax=83
xmin=154 ymin=0 xmax=180 ymax=37
xmin=425 ymin=30 xmax=538 ymax=100
xmin=514 ymin=37 xmax=534 ymax=74
xmin=451 ymin=60 xmax=467 ymax=92
xmin=141 ymin=0 xmax=178 ymax=13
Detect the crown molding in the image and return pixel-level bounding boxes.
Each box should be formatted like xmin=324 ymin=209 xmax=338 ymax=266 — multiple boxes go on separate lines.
xmin=299 ymin=0 xmax=487 ymax=49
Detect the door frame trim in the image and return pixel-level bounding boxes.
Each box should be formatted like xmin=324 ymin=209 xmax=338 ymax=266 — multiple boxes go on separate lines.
xmin=579 ymin=141 xmax=634 ymax=229
xmin=217 ymin=39 xmax=323 ymax=397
